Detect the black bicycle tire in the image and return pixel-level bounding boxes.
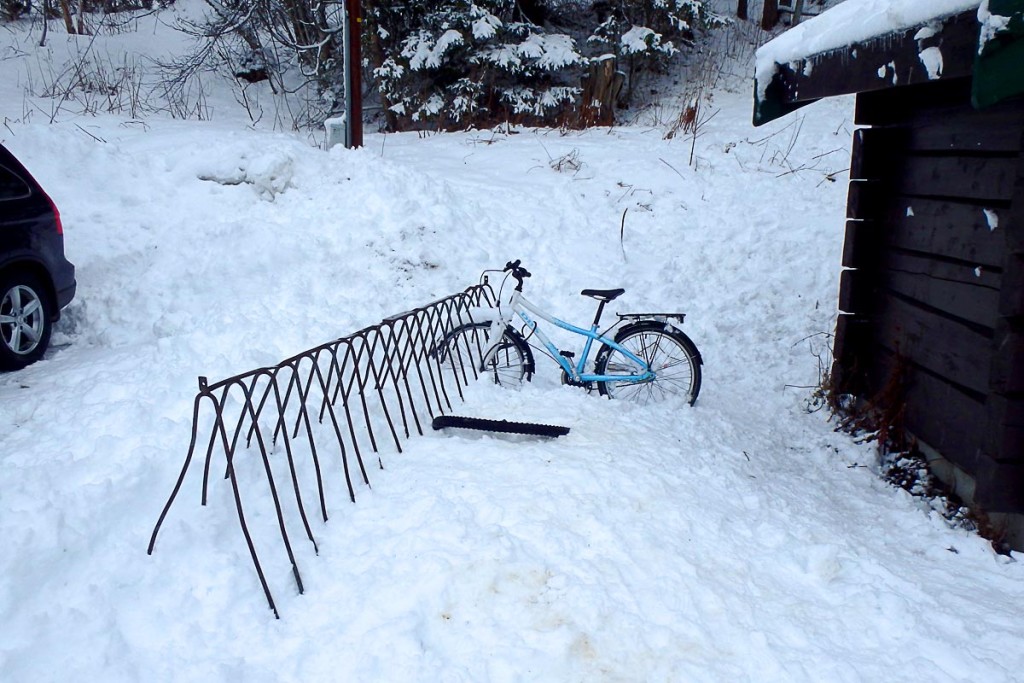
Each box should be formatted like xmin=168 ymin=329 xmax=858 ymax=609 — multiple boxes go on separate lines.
xmin=432 ymin=415 xmax=570 ymax=437
xmin=434 ymin=322 xmax=535 ymax=384
xmin=594 ymin=321 xmax=703 ymax=405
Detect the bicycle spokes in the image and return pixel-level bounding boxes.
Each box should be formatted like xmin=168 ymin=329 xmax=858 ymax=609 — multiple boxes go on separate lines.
xmin=600 ymin=329 xmax=699 ymax=405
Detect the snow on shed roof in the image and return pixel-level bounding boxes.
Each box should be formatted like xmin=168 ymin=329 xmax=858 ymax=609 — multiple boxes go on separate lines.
xmin=755 ymin=0 xmax=983 ymax=97
xmin=753 ymin=0 xmax=1024 ymax=125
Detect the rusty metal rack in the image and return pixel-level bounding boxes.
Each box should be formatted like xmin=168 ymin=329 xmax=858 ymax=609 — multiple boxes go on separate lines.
xmin=147 ymin=283 xmax=496 ymax=617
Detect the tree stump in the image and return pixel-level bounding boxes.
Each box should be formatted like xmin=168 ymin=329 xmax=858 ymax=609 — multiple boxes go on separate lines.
xmin=579 ymin=56 xmax=624 ymax=127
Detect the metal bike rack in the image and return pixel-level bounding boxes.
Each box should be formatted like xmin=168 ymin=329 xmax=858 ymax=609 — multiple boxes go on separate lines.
xmin=147 ymin=284 xmax=496 ymax=618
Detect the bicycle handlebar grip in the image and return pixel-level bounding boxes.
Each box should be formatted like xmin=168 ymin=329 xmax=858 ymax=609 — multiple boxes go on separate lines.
xmin=504 ymin=259 xmax=521 ymax=271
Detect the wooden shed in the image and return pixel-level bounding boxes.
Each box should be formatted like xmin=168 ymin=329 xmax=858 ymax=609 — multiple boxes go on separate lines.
xmin=754 ymin=0 xmax=1024 ymax=545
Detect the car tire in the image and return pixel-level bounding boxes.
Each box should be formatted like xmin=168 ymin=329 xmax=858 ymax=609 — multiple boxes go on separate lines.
xmin=0 ymin=271 xmax=53 ymax=370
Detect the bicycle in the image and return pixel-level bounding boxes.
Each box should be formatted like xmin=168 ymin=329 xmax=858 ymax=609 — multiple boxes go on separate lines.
xmin=434 ymin=260 xmax=703 ymax=406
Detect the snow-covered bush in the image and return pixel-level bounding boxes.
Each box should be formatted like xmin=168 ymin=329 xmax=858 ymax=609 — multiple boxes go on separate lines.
xmin=369 ymin=0 xmax=584 ymax=129
xmin=366 ymin=0 xmax=726 ymax=130
xmin=585 ymin=0 xmax=728 ymax=105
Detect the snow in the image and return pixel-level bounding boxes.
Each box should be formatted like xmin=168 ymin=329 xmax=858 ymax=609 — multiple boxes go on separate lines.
xmin=2 ymin=8 xmax=1024 ymax=682
xmin=482 ymin=33 xmax=583 ymax=72
xmin=620 ymin=25 xmax=673 ymax=55
xmin=405 ymin=29 xmax=465 ymax=70
xmin=756 ymin=0 xmax=983 ymax=93
xmin=984 ymin=207 xmax=1000 ymax=230
xmin=978 ymin=0 xmax=1013 ymax=50
xmin=918 ymin=46 xmax=944 ymax=79
xmin=517 ymin=32 xmax=583 ymax=70
xmin=472 ymin=10 xmax=502 ymax=41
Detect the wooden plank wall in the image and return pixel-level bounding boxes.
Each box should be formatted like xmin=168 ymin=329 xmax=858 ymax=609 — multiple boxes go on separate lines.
xmin=835 ymin=78 xmax=1024 ymax=510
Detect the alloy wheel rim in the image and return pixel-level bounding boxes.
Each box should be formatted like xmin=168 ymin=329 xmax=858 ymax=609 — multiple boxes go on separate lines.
xmin=0 ymin=285 xmax=45 ymax=355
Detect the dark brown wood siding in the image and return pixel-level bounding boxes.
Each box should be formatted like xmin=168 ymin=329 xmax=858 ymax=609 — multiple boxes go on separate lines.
xmin=835 ymin=77 xmax=1024 ymax=510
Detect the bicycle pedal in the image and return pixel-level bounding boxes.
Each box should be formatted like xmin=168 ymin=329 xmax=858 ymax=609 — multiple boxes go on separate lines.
xmin=559 ymin=350 xmax=575 ymax=358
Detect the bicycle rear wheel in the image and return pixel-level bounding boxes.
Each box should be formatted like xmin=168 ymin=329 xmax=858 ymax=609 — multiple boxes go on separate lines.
xmin=595 ymin=321 xmax=702 ymax=405
xmin=433 ymin=322 xmax=534 ymax=388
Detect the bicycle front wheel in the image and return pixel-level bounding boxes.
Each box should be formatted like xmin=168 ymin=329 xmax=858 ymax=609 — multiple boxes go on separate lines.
xmin=434 ymin=322 xmax=534 ymax=388
xmin=595 ymin=322 xmax=702 ymax=405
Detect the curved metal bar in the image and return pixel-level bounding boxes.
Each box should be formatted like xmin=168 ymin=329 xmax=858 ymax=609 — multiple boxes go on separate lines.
xmin=236 ymin=371 xmax=306 ymax=597
xmin=361 ymin=326 xmax=404 ymax=455
xmin=375 ymin=322 xmax=412 ymax=441
xmin=201 ymin=384 xmax=232 ymax=505
xmin=288 ymin=352 xmax=332 ymax=522
xmin=147 ymin=387 xmax=209 ymax=555
xmin=213 ymin=398 xmax=280 ymax=618
xmin=407 ymin=308 xmax=444 ymax=417
xmin=269 ymin=365 xmax=319 ymax=555
xmin=345 ymin=333 xmax=383 ymax=456
xmin=308 ymin=350 xmax=359 ymax=502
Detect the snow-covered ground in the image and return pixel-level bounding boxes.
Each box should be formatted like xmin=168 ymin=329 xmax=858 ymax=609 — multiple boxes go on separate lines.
xmin=2 ymin=7 xmax=1023 ymax=682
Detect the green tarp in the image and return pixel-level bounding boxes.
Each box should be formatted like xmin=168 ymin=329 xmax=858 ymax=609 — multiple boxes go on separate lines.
xmin=973 ymin=0 xmax=1024 ymax=108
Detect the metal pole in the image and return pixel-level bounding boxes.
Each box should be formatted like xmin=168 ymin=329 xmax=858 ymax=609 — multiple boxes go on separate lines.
xmin=344 ymin=0 xmax=363 ymax=148
xmin=343 ymin=6 xmax=352 ymax=148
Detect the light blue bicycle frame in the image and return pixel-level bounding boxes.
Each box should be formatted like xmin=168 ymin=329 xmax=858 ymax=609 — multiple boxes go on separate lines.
xmin=483 ymin=288 xmax=655 ymax=384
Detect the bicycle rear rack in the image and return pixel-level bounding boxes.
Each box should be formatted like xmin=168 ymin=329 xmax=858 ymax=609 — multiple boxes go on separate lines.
xmin=616 ymin=312 xmax=686 ymax=323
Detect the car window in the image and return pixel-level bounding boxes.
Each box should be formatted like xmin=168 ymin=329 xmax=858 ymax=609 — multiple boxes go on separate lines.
xmin=0 ymin=164 xmax=32 ymax=201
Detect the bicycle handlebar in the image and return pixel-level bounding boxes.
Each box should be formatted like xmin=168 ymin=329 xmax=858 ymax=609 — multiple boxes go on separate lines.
xmin=504 ymin=260 xmax=531 ymax=291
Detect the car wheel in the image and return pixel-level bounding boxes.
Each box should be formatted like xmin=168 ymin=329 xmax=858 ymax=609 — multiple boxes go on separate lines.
xmin=0 ymin=272 xmax=53 ymax=370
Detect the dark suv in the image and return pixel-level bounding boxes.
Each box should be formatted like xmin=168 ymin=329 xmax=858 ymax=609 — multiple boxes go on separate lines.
xmin=0 ymin=143 xmax=76 ymax=370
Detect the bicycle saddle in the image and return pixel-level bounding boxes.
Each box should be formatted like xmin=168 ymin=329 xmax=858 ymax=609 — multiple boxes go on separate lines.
xmin=580 ymin=288 xmax=625 ymax=302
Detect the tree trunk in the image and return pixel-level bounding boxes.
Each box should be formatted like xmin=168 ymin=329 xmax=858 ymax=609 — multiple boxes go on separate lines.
xmin=761 ymin=0 xmax=779 ymax=30
xmin=737 ymin=0 xmax=748 ymax=21
xmin=58 ymin=0 xmax=75 ymax=33
xmin=75 ymin=0 xmax=88 ymax=34
xmin=39 ymin=0 xmax=50 ymax=46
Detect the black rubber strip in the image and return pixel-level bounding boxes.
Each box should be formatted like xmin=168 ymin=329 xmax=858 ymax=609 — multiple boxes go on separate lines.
xmin=431 ymin=415 xmax=570 ymax=438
